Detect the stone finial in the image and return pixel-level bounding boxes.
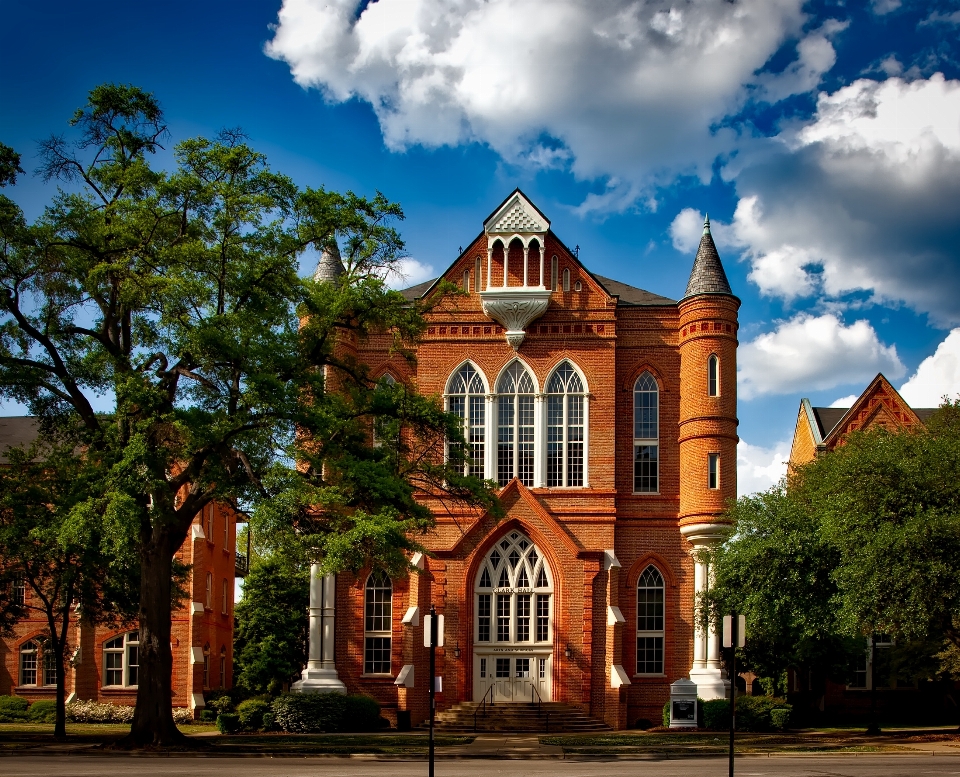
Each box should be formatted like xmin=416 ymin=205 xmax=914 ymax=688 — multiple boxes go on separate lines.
xmin=314 ymin=240 xmax=345 ymax=284
xmin=703 ymin=214 xmax=711 ymax=236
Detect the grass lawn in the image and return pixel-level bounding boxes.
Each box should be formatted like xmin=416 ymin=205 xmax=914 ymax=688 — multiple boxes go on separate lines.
xmin=210 ymin=734 xmax=474 ymax=754
xmin=0 ymin=721 xmax=219 ymax=750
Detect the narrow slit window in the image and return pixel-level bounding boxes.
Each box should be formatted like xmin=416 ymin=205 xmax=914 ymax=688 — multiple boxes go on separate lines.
xmin=708 ymin=453 xmax=720 ymax=490
xmin=562 ymin=268 xmax=570 ymax=291
xmin=551 ymin=256 xmax=558 ymax=291
xmin=364 ymin=571 xmax=393 ymax=674
xmin=708 ymin=354 xmax=720 ymax=397
xmin=463 ymin=269 xmax=471 ymax=292
xmin=475 ymin=257 xmax=482 ymax=291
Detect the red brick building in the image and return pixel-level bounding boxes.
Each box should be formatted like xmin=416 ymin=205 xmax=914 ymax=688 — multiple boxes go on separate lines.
xmin=294 ymin=190 xmax=740 ymax=729
xmin=0 ymin=417 xmax=245 ymax=713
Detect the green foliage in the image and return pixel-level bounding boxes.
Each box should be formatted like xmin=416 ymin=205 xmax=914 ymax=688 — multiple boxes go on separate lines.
xmin=207 ymin=695 xmax=234 ymax=715
xmin=269 ymin=693 xmax=381 ymax=733
xmin=27 ymin=700 xmax=57 ymax=723
xmin=199 ymin=710 xmax=216 ymax=723
xmin=0 ymin=695 xmax=28 ymax=721
xmin=701 ymin=699 xmax=729 ymax=730
xmin=216 ymin=713 xmax=241 ymax=734
xmin=261 ymin=711 xmax=276 ymax=731
xmin=661 ymin=701 xmax=670 ymax=727
xmin=770 ymin=707 xmax=791 ymax=731
xmin=236 ymin=697 xmax=272 ymax=731
xmin=699 ymin=697 xmax=791 ymax=732
xmin=233 ymin=557 xmax=308 ymax=694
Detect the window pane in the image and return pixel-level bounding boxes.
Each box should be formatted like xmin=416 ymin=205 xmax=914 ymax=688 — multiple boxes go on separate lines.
xmin=497 ymin=595 xmax=510 ymax=641
xmin=127 ymin=644 xmax=139 ymax=687
xmin=634 ymin=374 xmax=659 ymax=439
xmin=515 ymin=657 xmax=530 ymax=678
xmin=477 ymin=593 xmax=491 ymax=642
xmin=546 ymin=394 xmax=563 ymax=487
xmin=364 ymin=637 xmax=392 ymax=674
xmin=20 ymin=643 xmax=37 ymax=686
xmin=634 ymin=444 xmax=659 ymax=492
xmin=43 ymin=649 xmax=57 ymax=686
xmin=496 ymin=657 xmax=510 ymax=678
xmin=636 ymin=636 xmax=664 ymax=674
xmin=536 ymin=594 xmax=550 ymax=642
xmin=516 ymin=594 xmax=531 ymax=642
xmin=708 ymin=355 xmax=719 ymax=396
xmin=497 ymin=396 xmax=514 ymax=485
xmin=517 ymin=395 xmax=534 ymax=486
xmin=708 ymin=453 xmax=719 ymax=490
xmin=365 ymin=572 xmax=392 ymax=633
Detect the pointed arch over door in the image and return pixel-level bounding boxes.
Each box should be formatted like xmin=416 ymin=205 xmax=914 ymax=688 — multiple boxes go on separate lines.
xmin=474 ymin=530 xmax=553 ymax=701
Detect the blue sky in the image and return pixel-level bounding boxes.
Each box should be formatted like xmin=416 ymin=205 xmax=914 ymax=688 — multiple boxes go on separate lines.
xmin=3 ymin=0 xmax=960 ymax=494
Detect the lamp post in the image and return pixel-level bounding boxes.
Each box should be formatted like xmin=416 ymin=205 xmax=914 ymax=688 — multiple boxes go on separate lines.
xmin=423 ymin=604 xmax=443 ymax=777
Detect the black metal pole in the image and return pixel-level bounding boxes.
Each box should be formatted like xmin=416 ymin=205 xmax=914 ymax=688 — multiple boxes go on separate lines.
xmin=729 ymin=612 xmax=737 ymax=777
xmin=429 ymin=603 xmax=436 ymax=777
xmin=867 ymin=634 xmax=880 ymax=735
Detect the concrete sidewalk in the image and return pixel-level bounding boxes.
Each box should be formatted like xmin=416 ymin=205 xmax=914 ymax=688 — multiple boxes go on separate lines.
xmin=437 ymin=734 xmax=563 ymax=759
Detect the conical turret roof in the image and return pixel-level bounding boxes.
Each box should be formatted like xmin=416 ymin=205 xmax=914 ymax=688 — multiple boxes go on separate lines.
xmin=314 ymin=240 xmax=345 ymax=284
xmin=682 ymin=215 xmax=732 ymax=299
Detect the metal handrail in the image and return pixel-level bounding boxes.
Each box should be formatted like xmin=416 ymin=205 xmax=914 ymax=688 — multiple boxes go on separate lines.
xmin=473 ymin=685 xmax=495 ymax=733
xmin=530 ymin=684 xmax=549 ymax=734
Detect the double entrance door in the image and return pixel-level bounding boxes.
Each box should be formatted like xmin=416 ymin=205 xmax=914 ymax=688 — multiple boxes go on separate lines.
xmin=474 ymin=651 xmax=552 ymax=702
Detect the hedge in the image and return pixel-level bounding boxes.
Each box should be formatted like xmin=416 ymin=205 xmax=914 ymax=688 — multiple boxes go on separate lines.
xmin=237 ymin=697 xmax=271 ymax=730
xmin=271 ymin=693 xmax=382 ymax=733
xmin=66 ymin=700 xmax=194 ymax=725
xmin=700 ymin=696 xmax=792 ymax=732
xmin=27 ymin=700 xmax=57 ymax=723
xmin=0 ymin=695 xmax=29 ymax=722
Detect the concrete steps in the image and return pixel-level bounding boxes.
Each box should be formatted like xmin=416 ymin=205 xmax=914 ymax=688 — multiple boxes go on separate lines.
xmin=427 ymin=701 xmax=612 ymax=734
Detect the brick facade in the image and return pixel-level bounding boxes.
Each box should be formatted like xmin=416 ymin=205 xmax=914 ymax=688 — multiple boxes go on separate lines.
xmin=324 ymin=191 xmax=739 ymax=729
xmin=0 ymin=501 xmax=241 ymax=713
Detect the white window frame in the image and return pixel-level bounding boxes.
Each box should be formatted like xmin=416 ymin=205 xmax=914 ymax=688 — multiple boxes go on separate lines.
xmin=708 ymin=453 xmax=720 ymax=490
xmin=636 ymin=566 xmax=665 ymax=676
xmin=545 ymin=361 xmax=588 ymax=488
xmin=633 ymin=372 xmax=660 ymax=494
xmin=364 ymin=571 xmax=393 ymax=675
xmin=445 ymin=363 xmax=488 ymax=478
xmin=19 ymin=640 xmax=38 ymax=686
xmin=495 ymin=361 xmax=538 ymax=487
xmin=103 ymin=631 xmax=139 ymax=687
xmin=205 ymin=572 xmax=213 ymax=609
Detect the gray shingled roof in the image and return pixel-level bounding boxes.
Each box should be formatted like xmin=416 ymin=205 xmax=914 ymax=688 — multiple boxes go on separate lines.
xmin=399 ymin=275 xmax=675 ymax=306
xmin=0 ymin=416 xmax=39 ymax=461
xmin=314 ymin=242 xmax=345 ymax=284
xmin=683 ymin=222 xmax=733 ymax=299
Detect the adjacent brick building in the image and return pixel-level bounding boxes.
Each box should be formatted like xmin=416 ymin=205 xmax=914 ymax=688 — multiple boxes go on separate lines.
xmin=0 ymin=416 xmax=245 ymax=713
xmin=295 ymin=190 xmax=741 ymax=729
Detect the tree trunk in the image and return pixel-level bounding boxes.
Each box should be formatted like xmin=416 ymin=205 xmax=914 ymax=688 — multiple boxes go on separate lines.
xmin=54 ymin=646 xmax=66 ymax=739
xmin=123 ymin=530 xmax=188 ymax=747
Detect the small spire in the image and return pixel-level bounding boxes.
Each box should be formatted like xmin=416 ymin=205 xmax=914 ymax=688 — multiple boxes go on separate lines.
xmin=314 ymin=239 xmax=345 ymax=284
xmin=703 ymin=213 xmax=711 ymax=236
xmin=682 ymin=215 xmax=733 ymax=299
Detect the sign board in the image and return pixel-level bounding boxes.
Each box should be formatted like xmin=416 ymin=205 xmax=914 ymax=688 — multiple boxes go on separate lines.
xmin=672 ymin=700 xmax=696 ymax=722
xmin=423 ymin=614 xmax=445 ymax=648
xmin=722 ymin=614 xmax=746 ymax=648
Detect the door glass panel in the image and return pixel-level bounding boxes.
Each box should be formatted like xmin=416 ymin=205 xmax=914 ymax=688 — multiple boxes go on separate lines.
xmin=496 ymin=658 xmax=510 ymax=678
xmin=515 ymin=658 xmax=530 ymax=678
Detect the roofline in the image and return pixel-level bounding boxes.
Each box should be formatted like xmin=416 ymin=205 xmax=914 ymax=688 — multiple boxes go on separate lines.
xmin=822 ymin=372 xmax=923 ymax=446
xmin=482 ymin=187 xmax=552 ymax=230
xmin=801 ymin=398 xmax=825 ymax=445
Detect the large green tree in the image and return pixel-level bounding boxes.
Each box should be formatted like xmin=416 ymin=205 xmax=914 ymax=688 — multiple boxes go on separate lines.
xmin=0 ymin=436 xmax=140 ymax=738
xmin=0 ymin=85 xmax=494 ymax=746
xmin=708 ymin=401 xmax=960 ymax=698
xmin=232 ymin=556 xmax=308 ymax=694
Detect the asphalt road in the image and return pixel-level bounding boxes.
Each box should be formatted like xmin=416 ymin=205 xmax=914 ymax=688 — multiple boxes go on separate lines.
xmin=2 ymin=755 xmax=960 ymax=777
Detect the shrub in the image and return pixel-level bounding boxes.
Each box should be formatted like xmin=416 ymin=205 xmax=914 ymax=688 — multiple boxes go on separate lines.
xmin=217 ymin=713 xmax=241 ymax=734
xmin=208 ymin=695 xmax=234 ymax=715
xmin=172 ymin=707 xmax=195 ymax=725
xmin=271 ymin=692 xmax=349 ymax=733
xmin=237 ymin=697 xmax=272 ymax=731
xmin=261 ymin=711 xmax=276 ymax=731
xmin=344 ymin=695 xmax=382 ymax=731
xmin=27 ymin=700 xmax=57 ymax=723
xmin=0 ymin=695 xmax=29 ymax=720
xmin=66 ymin=700 xmax=135 ymax=723
xmin=702 ymin=699 xmax=730 ymax=730
xmin=200 ymin=710 xmax=217 ymax=723
xmin=770 ymin=707 xmax=791 ymax=731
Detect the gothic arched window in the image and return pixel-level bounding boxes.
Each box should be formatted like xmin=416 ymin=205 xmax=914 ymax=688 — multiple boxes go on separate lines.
xmin=636 ymin=566 xmax=665 ymax=674
xmin=447 ymin=363 xmax=486 ymax=477
xmin=633 ymin=372 xmax=659 ymax=493
xmin=496 ymin=362 xmax=536 ymax=486
xmin=546 ymin=361 xmax=585 ymax=487
xmin=364 ymin=571 xmax=393 ymax=675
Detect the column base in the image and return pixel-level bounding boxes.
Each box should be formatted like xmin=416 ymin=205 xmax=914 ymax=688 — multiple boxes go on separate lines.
xmin=291 ymin=664 xmax=347 ymax=694
xmin=689 ymin=668 xmax=729 ymax=701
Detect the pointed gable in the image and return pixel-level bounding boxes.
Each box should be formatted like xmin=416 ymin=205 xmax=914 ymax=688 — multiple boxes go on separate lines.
xmin=484 ymin=189 xmax=550 ymax=236
xmin=823 ymin=373 xmax=924 ymax=446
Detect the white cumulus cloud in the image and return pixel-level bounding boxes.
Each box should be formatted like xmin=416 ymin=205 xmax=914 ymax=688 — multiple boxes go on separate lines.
xmin=738 ymin=313 xmax=905 ymax=399
xmin=384 ymin=258 xmax=435 ymax=290
xmin=737 ymin=438 xmax=790 ymax=496
xmin=266 ymin=0 xmax=836 ymax=204
xmin=898 ymin=328 xmax=960 ymax=407
xmin=725 ymin=74 xmax=960 ymax=325
xmin=830 ymin=394 xmax=859 ymax=408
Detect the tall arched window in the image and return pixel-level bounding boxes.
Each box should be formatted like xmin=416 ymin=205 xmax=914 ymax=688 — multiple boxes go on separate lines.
xmin=497 ymin=362 xmax=536 ymax=486
xmin=551 ymin=256 xmax=558 ymax=291
xmin=708 ymin=354 xmax=719 ymax=397
xmin=475 ymin=257 xmax=482 ymax=291
xmin=546 ymin=362 xmax=585 ymax=487
xmin=19 ymin=641 xmax=37 ymax=686
xmin=219 ymin=646 xmax=227 ymax=688
xmin=562 ymin=267 xmax=571 ymax=291
xmin=364 ymin=570 xmax=393 ymax=675
xmin=633 ymin=372 xmax=659 ymax=493
xmin=636 ymin=566 xmax=665 ymax=674
xmin=221 ymin=578 xmax=229 ymax=614
xmin=43 ymin=646 xmax=57 ymax=686
xmin=205 ymin=572 xmax=213 ymax=608
xmin=447 ymin=364 xmax=486 ymax=477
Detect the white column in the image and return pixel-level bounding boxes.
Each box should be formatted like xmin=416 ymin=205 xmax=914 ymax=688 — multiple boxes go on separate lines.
xmin=487 ymin=247 xmax=493 ymax=289
xmin=534 ymin=393 xmax=546 ymax=487
xmin=539 ymin=243 xmax=545 ymax=288
xmin=485 ymin=394 xmax=497 ymax=482
xmin=503 ymin=245 xmax=509 ymax=287
xmin=292 ymin=566 xmax=347 ymax=694
xmin=680 ymin=524 xmax=731 ymax=701
xmin=523 ymin=245 xmax=530 ymax=287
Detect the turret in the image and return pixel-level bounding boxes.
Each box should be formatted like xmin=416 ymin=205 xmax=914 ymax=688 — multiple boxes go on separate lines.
xmin=677 ymin=216 xmax=740 ymax=532
xmin=313 ymin=239 xmax=357 ymax=393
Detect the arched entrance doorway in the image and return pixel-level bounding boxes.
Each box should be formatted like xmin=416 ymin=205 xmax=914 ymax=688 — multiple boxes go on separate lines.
xmin=473 ymin=530 xmax=553 ymax=701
